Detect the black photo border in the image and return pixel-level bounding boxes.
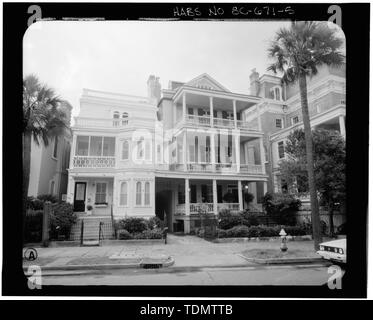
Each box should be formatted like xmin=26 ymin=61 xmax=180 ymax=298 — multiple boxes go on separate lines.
xmin=2 ymin=2 xmax=369 ymax=298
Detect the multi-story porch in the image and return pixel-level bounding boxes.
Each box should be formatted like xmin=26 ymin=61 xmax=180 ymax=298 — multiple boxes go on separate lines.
xmin=155 ymin=177 xmax=267 ymax=233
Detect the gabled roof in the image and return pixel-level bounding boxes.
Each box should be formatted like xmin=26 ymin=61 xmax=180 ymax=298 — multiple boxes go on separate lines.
xmin=184 ymin=73 xmax=231 ymax=92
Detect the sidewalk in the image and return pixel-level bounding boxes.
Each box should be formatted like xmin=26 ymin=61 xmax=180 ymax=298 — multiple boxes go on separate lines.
xmin=23 ymin=235 xmax=323 ymax=272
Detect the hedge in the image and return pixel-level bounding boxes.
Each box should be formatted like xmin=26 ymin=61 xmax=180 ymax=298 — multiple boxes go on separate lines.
xmin=217 ymin=224 xmax=308 ymax=238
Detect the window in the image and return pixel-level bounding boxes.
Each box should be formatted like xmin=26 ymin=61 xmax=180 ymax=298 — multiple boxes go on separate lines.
xmin=270 ymin=86 xmax=282 ymax=101
xmin=136 ymin=181 xmax=142 ymax=205
xmin=122 ymin=140 xmax=129 ymax=160
xmin=95 ymin=183 xmax=107 ymax=204
xmin=76 ymin=136 xmax=89 ymax=156
xmin=90 ymin=136 xmax=103 ymax=156
xmin=145 ymin=141 xmax=151 ymax=160
xmin=137 ymin=137 xmax=144 ymax=160
xmin=292 ymin=116 xmax=299 ymax=125
xmin=188 ymin=108 xmax=194 ymax=115
xmin=122 ymin=112 xmax=128 ymax=125
xmin=103 ymin=137 xmax=115 ymax=156
xmin=157 ymin=144 xmax=162 ymax=163
xmin=144 ymin=182 xmax=150 ymax=205
xmin=113 ymin=111 xmax=120 ymax=126
xmin=119 ymin=182 xmax=128 ymax=206
xmin=278 ymin=141 xmax=285 ymax=159
xmin=275 ymin=118 xmax=283 ymax=128
xmin=53 ymin=136 xmax=58 ymax=158
xmin=189 ymin=145 xmax=195 ymax=162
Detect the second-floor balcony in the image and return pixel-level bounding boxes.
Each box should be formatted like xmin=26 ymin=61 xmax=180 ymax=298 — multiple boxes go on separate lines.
xmin=158 ymin=162 xmax=264 ymax=175
xmin=73 ymin=156 xmax=116 ymax=168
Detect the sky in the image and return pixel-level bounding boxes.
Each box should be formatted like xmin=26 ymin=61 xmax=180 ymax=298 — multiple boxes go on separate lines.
xmin=23 ymin=20 xmax=292 ymax=117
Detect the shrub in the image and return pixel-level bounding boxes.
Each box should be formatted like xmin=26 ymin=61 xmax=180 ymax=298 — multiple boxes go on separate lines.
xmin=262 ymin=192 xmax=301 ymax=226
xmin=222 ymin=192 xmax=236 ymax=203
xmin=37 ymin=194 xmax=58 ymax=203
xmin=216 ymin=224 xmax=310 ymax=238
xmin=132 ymin=229 xmax=163 ymax=239
xmin=240 ymin=210 xmax=260 ymax=227
xmin=218 ymin=209 xmax=244 ymax=229
xmin=24 ymin=210 xmax=43 ymax=243
xmin=117 ymin=229 xmax=133 ymax=240
xmin=147 ymin=216 xmax=165 ymax=230
xmin=226 ymin=225 xmax=250 ymax=237
xmin=244 ymin=192 xmax=255 ymax=203
xmin=118 ymin=217 xmax=148 ymax=233
xmin=26 ymin=196 xmax=44 ymax=211
xmin=49 ymin=202 xmax=77 ymax=240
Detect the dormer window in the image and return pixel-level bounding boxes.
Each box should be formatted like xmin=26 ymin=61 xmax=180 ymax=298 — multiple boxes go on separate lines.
xmin=270 ymin=86 xmax=283 ymax=101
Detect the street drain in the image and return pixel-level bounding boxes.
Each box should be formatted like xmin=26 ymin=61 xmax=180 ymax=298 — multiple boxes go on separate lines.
xmin=141 ymin=263 xmax=162 ymax=269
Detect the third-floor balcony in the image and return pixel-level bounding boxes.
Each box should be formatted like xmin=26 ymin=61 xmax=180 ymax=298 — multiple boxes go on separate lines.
xmin=182 ymin=114 xmax=259 ymax=131
xmin=74 ymin=117 xmax=130 ymax=129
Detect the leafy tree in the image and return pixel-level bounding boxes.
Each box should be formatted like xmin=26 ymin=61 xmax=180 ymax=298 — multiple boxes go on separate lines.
xmin=262 ymin=192 xmax=301 ymax=226
xmin=279 ymin=129 xmax=346 ymax=235
xmin=267 ymin=21 xmax=345 ymax=249
xmin=23 ymin=75 xmax=70 ymax=241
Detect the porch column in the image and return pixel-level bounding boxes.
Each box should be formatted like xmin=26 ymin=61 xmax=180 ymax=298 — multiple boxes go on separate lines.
xmin=339 ymin=115 xmax=346 ymax=138
xmin=233 ymin=100 xmax=237 ymax=129
xmin=238 ymin=180 xmax=243 ymax=211
xmin=259 ymin=136 xmax=266 ymax=174
xmin=182 ymin=92 xmax=186 ymax=122
xmin=185 ymin=179 xmax=190 ymax=216
xmin=209 ymin=96 xmax=214 ymax=127
xmin=184 ymin=178 xmax=190 ymax=234
xmin=70 ymin=134 xmax=77 ymax=169
xmin=66 ymin=176 xmax=74 ymax=204
xmin=256 ymin=104 xmax=262 ymax=131
xmin=263 ymin=181 xmax=268 ymax=195
xmin=212 ymin=179 xmax=218 ymax=216
xmin=183 ymin=130 xmax=187 ymax=171
xmin=210 ymin=131 xmax=216 ymax=171
xmin=234 ymin=131 xmax=240 ymax=173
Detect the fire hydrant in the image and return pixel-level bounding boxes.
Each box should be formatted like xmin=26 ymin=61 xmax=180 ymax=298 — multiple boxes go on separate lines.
xmin=279 ymin=228 xmax=288 ymax=252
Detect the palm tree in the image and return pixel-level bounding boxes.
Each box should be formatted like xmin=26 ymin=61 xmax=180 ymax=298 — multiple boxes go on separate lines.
xmin=267 ymin=22 xmax=345 ymax=249
xmin=23 ymin=75 xmax=70 ymax=239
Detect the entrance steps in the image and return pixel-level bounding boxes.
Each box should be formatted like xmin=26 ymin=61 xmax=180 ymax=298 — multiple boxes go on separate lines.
xmin=69 ymin=216 xmax=115 ymax=242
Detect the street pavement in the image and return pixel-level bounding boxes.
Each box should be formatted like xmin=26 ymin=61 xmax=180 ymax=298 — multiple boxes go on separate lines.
xmin=41 ymin=264 xmax=335 ymax=286
xmin=24 ymin=234 xmax=322 ymax=270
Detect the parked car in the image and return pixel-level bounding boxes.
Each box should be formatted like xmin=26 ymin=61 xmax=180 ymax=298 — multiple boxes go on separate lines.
xmin=317 ymin=239 xmax=346 ymax=264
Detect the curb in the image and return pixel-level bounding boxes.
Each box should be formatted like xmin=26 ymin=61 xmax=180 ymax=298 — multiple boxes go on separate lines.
xmin=23 ymin=256 xmax=175 ymax=272
xmin=212 ymin=235 xmax=312 ymax=243
xmin=237 ymin=254 xmax=324 ymax=265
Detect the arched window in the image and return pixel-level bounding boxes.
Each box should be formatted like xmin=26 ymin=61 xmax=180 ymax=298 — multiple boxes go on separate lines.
xmin=120 ymin=182 xmax=128 ymax=206
xmin=144 ymin=182 xmax=150 ymax=205
xmin=122 ymin=112 xmax=129 ymax=125
xmin=136 ymin=181 xmax=142 ymax=205
xmin=113 ymin=111 xmax=120 ymax=127
xmin=122 ymin=140 xmax=129 ymax=160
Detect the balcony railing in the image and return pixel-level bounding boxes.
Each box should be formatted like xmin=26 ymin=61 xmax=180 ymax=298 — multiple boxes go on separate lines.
xmin=73 ymin=156 xmax=116 ymax=168
xmin=181 ymin=115 xmax=259 ymax=131
xmin=175 ymin=203 xmax=240 ymax=215
xmin=74 ymin=117 xmax=129 ymax=128
xmin=156 ymin=163 xmax=263 ymax=174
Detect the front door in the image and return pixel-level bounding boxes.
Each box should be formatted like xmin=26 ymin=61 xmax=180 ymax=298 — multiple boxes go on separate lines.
xmin=74 ymin=182 xmax=86 ymax=212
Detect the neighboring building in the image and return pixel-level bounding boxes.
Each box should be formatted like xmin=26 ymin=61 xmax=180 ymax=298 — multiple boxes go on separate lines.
xmin=67 ymin=74 xmax=268 ymax=233
xmin=245 ymin=64 xmax=346 ymax=194
xmin=28 ymin=101 xmax=72 ymax=201
xmin=67 ymin=65 xmax=345 ymax=233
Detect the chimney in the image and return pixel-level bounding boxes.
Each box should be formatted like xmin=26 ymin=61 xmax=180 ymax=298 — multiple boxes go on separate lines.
xmin=147 ymin=75 xmax=161 ymax=103
xmin=249 ymin=68 xmax=260 ymax=96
